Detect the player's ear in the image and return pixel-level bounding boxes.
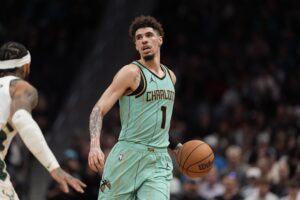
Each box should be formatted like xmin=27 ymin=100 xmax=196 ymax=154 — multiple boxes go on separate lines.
xmin=135 ymin=42 xmax=139 ymax=51
xmin=158 ymin=36 xmax=163 ymax=47
xmin=24 ymin=63 xmax=30 ymax=74
xmin=21 ymin=63 xmax=30 ymax=79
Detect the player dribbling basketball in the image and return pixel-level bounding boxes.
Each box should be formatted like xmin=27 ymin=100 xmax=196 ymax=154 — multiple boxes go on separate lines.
xmin=88 ymin=16 xmax=182 ymax=200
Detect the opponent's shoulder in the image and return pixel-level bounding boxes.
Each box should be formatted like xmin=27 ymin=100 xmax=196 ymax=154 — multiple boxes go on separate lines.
xmin=10 ymin=79 xmax=38 ymax=109
xmin=10 ymin=79 xmax=37 ymax=94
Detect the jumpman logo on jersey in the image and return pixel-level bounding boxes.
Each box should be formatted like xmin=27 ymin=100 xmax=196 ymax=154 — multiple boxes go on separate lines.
xmin=0 ymin=84 xmax=2 ymax=88
xmin=150 ymin=76 xmax=156 ymax=84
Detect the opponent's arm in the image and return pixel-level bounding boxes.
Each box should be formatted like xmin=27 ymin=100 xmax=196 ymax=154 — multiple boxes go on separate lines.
xmin=10 ymin=79 xmax=86 ymax=193
xmin=88 ymin=64 xmax=140 ymax=173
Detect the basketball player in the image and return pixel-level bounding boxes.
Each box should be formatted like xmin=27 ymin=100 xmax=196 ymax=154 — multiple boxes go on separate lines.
xmin=88 ymin=15 xmax=182 ymax=200
xmin=0 ymin=41 xmax=86 ymax=199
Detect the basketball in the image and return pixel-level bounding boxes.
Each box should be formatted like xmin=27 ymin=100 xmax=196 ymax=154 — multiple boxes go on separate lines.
xmin=176 ymin=140 xmax=214 ymax=178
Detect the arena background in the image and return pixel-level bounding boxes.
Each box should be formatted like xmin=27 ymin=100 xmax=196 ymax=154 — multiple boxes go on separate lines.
xmin=1 ymin=0 xmax=300 ymax=199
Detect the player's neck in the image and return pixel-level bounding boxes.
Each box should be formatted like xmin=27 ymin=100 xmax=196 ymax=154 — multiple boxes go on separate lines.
xmin=139 ymin=56 xmax=160 ymax=72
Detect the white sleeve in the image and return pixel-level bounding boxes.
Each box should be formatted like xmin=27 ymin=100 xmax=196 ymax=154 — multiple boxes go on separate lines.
xmin=11 ymin=109 xmax=60 ymax=172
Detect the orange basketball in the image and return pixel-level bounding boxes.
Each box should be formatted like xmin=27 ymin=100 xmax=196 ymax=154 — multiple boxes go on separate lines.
xmin=176 ymin=140 xmax=214 ymax=178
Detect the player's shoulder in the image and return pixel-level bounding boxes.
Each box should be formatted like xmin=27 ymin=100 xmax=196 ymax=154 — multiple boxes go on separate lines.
xmin=162 ymin=64 xmax=176 ymax=84
xmin=11 ymin=79 xmax=35 ymax=89
xmin=122 ymin=63 xmax=140 ymax=73
xmin=10 ymin=79 xmax=37 ymax=96
xmin=118 ymin=63 xmax=140 ymax=77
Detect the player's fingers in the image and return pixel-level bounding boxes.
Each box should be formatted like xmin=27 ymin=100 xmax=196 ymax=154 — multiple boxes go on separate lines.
xmin=73 ymin=178 xmax=87 ymax=188
xmin=78 ymin=180 xmax=87 ymax=187
xmin=94 ymin=160 xmax=103 ymax=172
xmin=75 ymin=180 xmax=86 ymax=193
xmin=88 ymin=157 xmax=98 ymax=172
xmin=61 ymin=180 xmax=69 ymax=193
xmin=95 ymin=156 xmax=104 ymax=172
xmin=71 ymin=182 xmax=84 ymax=193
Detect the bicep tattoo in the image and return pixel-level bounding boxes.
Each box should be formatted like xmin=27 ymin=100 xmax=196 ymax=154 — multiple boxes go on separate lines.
xmin=11 ymin=83 xmax=38 ymax=113
xmin=89 ymin=106 xmax=102 ymax=148
xmin=134 ymin=73 xmax=141 ymax=87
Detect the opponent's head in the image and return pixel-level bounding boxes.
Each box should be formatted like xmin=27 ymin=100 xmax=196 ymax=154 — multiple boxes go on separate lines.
xmin=0 ymin=42 xmax=31 ymax=79
xmin=129 ymin=15 xmax=164 ymax=61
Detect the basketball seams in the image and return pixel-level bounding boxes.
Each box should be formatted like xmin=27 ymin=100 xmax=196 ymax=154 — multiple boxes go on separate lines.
xmin=187 ymin=153 xmax=214 ymax=172
xmin=176 ymin=140 xmax=215 ymax=178
xmin=181 ymin=142 xmax=205 ymax=169
xmin=187 ymin=152 xmax=214 ymax=169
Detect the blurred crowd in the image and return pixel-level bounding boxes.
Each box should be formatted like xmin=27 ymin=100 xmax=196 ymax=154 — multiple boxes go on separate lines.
xmin=154 ymin=0 xmax=300 ymax=199
xmin=1 ymin=0 xmax=300 ymax=199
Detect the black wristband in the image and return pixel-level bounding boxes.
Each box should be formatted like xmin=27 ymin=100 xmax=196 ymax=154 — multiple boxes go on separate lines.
xmin=168 ymin=135 xmax=180 ymax=150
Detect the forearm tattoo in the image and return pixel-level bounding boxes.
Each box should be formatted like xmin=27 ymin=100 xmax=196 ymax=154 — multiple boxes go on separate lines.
xmin=89 ymin=106 xmax=102 ymax=148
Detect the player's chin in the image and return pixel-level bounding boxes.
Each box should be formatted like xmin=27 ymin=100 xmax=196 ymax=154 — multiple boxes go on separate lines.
xmin=143 ymin=54 xmax=154 ymax=61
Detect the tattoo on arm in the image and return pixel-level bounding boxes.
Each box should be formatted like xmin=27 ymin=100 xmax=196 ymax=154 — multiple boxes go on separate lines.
xmin=134 ymin=73 xmax=141 ymax=86
xmin=89 ymin=106 xmax=102 ymax=149
xmin=11 ymin=80 xmax=38 ymax=113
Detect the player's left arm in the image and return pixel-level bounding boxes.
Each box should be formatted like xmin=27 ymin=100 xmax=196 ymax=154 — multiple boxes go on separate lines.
xmin=9 ymin=79 xmax=86 ymax=193
xmin=167 ymin=69 xmax=183 ymax=154
xmin=169 ymin=136 xmax=183 ymax=154
xmin=89 ymin=65 xmax=140 ymax=172
xmin=169 ymin=69 xmax=177 ymax=85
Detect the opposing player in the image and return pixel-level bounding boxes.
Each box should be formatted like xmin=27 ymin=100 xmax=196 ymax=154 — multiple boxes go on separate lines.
xmin=0 ymin=41 xmax=86 ymax=199
xmin=88 ymin=15 xmax=181 ymax=199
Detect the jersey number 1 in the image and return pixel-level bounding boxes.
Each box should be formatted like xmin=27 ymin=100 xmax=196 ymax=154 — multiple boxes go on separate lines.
xmin=160 ymin=106 xmax=167 ymax=129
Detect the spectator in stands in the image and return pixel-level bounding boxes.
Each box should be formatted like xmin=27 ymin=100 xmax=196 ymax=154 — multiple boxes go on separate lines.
xmin=245 ymin=177 xmax=279 ymax=200
xmin=198 ymin=166 xmax=225 ymax=199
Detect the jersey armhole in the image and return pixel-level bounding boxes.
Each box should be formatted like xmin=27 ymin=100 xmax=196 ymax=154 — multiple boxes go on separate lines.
xmin=163 ymin=65 xmax=175 ymax=86
xmin=127 ymin=68 xmax=147 ymax=98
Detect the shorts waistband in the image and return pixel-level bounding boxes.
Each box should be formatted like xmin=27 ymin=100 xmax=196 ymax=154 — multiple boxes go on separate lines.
xmin=118 ymin=141 xmax=168 ymax=153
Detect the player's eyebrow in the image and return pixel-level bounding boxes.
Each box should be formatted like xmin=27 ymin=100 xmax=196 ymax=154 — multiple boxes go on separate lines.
xmin=135 ymin=31 xmax=155 ymax=40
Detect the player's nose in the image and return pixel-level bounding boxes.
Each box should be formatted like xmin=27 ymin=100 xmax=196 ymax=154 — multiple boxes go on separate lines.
xmin=142 ymin=38 xmax=148 ymax=44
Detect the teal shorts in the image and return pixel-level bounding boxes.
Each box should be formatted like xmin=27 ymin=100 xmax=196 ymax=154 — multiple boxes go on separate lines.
xmin=98 ymin=141 xmax=173 ymax=200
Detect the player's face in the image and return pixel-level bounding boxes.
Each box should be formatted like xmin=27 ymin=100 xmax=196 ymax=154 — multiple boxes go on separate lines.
xmin=134 ymin=27 xmax=162 ymax=61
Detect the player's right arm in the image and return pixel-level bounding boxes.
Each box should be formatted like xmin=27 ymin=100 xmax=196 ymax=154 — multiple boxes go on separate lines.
xmin=9 ymin=79 xmax=86 ymax=193
xmin=88 ymin=64 xmax=140 ymax=173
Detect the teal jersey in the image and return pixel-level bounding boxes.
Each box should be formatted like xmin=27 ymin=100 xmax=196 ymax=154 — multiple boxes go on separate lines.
xmin=118 ymin=61 xmax=175 ymax=148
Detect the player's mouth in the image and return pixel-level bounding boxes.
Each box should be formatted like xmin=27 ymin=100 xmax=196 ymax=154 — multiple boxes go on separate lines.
xmin=142 ymin=46 xmax=151 ymax=53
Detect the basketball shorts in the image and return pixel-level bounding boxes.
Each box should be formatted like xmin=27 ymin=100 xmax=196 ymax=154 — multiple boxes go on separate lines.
xmin=98 ymin=141 xmax=173 ymax=200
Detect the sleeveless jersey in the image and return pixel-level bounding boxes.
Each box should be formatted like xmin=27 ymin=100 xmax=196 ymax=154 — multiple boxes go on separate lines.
xmin=0 ymin=76 xmax=18 ymax=160
xmin=118 ymin=61 xmax=175 ymax=148
xmin=0 ymin=76 xmax=19 ymax=184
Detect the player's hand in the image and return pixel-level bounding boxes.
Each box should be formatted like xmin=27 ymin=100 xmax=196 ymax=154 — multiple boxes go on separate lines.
xmin=173 ymin=143 xmax=183 ymax=155
xmin=50 ymin=167 xmax=86 ymax=193
xmin=88 ymin=147 xmax=105 ymax=173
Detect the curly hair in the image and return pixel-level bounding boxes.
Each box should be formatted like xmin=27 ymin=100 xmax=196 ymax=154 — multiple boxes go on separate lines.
xmin=129 ymin=15 xmax=164 ymax=42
